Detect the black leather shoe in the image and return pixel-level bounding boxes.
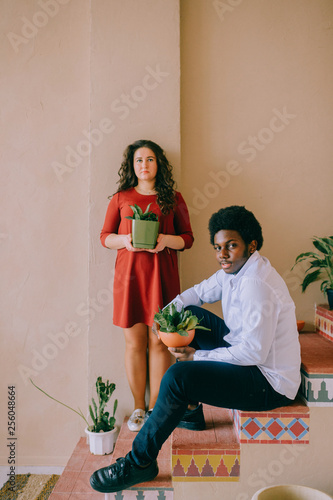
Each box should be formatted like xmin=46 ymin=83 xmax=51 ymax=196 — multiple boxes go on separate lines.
xmin=177 ymin=403 xmax=206 ymax=431
xmin=90 ymin=453 xmax=159 ymax=493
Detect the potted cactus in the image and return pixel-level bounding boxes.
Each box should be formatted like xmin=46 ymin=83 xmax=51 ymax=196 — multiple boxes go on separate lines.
xmin=30 ymin=376 xmax=118 ymax=455
xmin=126 ymin=203 xmax=159 ymax=249
xmin=153 ymin=303 xmax=210 ymax=348
xmin=292 ymin=236 xmax=333 ymax=310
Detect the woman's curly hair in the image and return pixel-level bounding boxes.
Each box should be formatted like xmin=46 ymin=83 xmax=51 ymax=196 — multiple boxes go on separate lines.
xmin=114 ymin=139 xmax=176 ymax=215
xmin=208 ymin=205 xmax=264 ymax=250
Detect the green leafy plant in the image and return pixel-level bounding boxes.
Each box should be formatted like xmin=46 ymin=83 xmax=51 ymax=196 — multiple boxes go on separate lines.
xmin=30 ymin=376 xmax=118 ymax=433
xmin=125 ymin=203 xmax=158 ymax=221
xmin=292 ymin=236 xmax=333 ymax=295
xmin=88 ymin=377 xmax=118 ymax=432
xmin=154 ymin=303 xmax=210 ymax=337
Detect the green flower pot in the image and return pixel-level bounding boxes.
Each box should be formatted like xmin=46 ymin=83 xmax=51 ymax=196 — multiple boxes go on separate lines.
xmin=132 ymin=220 xmax=159 ymax=249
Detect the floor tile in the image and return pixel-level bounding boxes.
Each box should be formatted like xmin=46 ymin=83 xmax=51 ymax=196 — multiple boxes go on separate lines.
xmin=52 ymin=471 xmax=80 ymax=494
xmin=48 ymin=493 xmax=71 ymax=499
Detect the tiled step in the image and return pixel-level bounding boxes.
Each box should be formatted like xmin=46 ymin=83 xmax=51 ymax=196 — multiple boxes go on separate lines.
xmin=107 ymin=416 xmax=174 ymax=499
xmin=171 ymin=405 xmax=240 ymax=482
xmin=51 ymin=326 xmax=330 ymax=496
xmin=233 ymin=398 xmax=309 ymax=444
xmin=299 ymin=331 xmax=333 ymax=406
xmin=49 ymin=401 xmax=309 ymax=497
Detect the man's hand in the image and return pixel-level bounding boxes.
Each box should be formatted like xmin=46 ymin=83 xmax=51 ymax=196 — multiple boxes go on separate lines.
xmin=169 ymin=346 xmax=196 ymax=361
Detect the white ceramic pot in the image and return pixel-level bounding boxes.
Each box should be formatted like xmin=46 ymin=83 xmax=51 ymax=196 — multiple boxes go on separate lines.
xmin=251 ymin=484 xmax=332 ymax=500
xmin=85 ymin=426 xmax=118 ymax=455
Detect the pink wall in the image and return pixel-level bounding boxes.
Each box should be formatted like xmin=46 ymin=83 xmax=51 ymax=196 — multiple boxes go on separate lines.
xmin=1 ymin=2 xmax=333 ymax=497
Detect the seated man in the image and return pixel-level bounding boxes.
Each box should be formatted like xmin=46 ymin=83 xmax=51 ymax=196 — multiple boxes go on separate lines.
xmin=90 ymin=205 xmax=301 ymax=493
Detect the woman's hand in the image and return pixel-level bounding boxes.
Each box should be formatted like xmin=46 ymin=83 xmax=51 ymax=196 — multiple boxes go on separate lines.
xmin=123 ymin=234 xmax=150 ymax=252
xmin=148 ymin=234 xmax=168 ymax=253
xmin=168 ymin=346 xmax=196 ymax=361
xmin=147 ymin=234 xmax=185 ymax=253
xmin=122 ymin=233 xmax=134 ymax=251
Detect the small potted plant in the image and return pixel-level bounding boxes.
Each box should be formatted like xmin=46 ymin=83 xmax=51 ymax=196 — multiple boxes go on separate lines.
xmin=126 ymin=203 xmax=159 ymax=249
xmin=153 ymin=303 xmax=210 ymax=348
xmin=30 ymin=376 xmax=118 ymax=455
xmin=292 ymin=236 xmax=333 ymax=310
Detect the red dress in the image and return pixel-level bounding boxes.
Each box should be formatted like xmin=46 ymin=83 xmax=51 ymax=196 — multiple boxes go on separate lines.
xmin=100 ymin=188 xmax=194 ymax=328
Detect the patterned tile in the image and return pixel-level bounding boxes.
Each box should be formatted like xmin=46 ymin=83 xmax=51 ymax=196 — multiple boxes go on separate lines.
xmin=104 ymin=491 xmax=173 ymax=500
xmin=315 ymin=305 xmax=333 ymax=342
xmin=171 ymin=405 xmax=240 ymax=481
xmin=234 ymin=400 xmax=309 ymax=444
xmin=300 ymin=370 xmax=333 ymax=406
xmin=299 ymin=330 xmax=333 ymax=406
xmin=172 ymin=452 xmax=240 ymax=481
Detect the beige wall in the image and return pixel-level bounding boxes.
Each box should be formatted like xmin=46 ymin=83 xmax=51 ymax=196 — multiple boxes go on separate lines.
xmin=1 ymin=0 xmax=333 ymax=497
xmin=1 ymin=0 xmax=90 ymax=465
xmin=179 ymin=1 xmax=333 ymax=496
xmin=1 ymin=0 xmax=180 ymax=467
xmin=180 ymin=0 xmax=333 ymax=327
xmin=88 ymin=0 xmax=181 ymax=423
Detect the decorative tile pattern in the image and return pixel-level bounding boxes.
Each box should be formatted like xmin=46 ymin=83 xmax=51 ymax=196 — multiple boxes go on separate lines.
xmin=172 ymin=451 xmax=240 ymax=481
xmin=233 ymin=401 xmax=309 ymax=444
xmin=315 ymin=305 xmax=333 ymax=342
xmin=171 ymin=406 xmax=240 ymax=481
xmin=299 ymin=331 xmax=333 ymax=406
xmin=300 ymin=369 xmax=333 ymax=406
xmin=105 ymin=489 xmax=173 ymax=499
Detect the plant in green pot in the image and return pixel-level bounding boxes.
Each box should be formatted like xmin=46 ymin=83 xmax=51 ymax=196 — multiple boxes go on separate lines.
xmin=292 ymin=236 xmax=333 ymax=310
xmin=153 ymin=303 xmax=210 ymax=348
xmin=126 ymin=203 xmax=159 ymax=249
xmin=31 ymin=376 xmax=118 ymax=455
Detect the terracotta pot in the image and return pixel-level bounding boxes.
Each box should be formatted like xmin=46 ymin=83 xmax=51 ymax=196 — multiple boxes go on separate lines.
xmin=158 ymin=329 xmax=195 ymax=348
xmin=297 ymin=320 xmax=305 ymax=332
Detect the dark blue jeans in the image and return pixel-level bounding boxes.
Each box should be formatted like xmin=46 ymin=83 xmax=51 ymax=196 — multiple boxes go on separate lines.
xmin=132 ymin=306 xmax=292 ymax=465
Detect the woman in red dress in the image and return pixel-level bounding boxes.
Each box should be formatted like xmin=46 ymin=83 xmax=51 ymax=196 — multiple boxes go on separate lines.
xmin=100 ymin=140 xmax=194 ymax=431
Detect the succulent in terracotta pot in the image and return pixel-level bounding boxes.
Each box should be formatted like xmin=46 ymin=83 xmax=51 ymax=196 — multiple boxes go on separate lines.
xmin=154 ymin=303 xmax=210 ymax=347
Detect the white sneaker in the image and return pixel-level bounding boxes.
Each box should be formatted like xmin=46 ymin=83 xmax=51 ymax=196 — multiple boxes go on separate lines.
xmin=127 ymin=409 xmax=146 ymax=432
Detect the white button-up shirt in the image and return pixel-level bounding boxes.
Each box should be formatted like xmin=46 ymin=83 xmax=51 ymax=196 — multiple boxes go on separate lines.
xmin=173 ymin=251 xmax=301 ymax=400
